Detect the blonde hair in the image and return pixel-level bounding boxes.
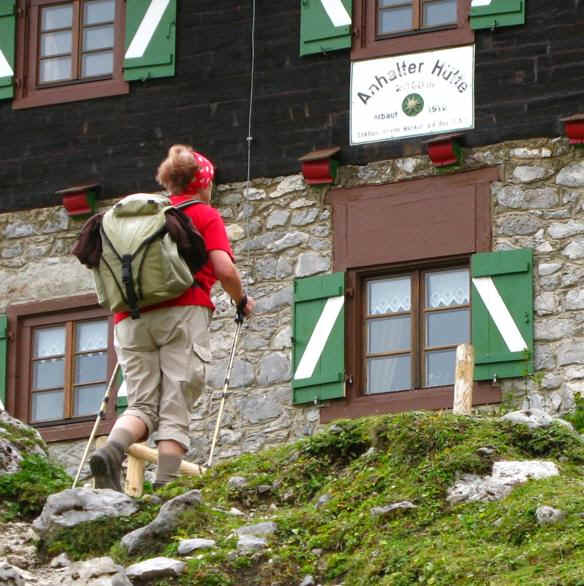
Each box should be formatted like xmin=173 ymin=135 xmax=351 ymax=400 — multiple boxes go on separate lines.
xmin=155 ymin=145 xmax=199 ymax=194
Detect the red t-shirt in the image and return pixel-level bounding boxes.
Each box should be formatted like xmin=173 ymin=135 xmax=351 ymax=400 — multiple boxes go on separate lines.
xmin=114 ymin=195 xmax=234 ymax=324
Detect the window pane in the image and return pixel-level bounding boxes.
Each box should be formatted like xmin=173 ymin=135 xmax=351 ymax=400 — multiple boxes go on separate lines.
xmin=423 ymin=0 xmax=457 ymax=27
xmin=84 ymin=0 xmax=115 ymax=25
xmin=32 ymin=358 xmax=65 ymax=390
xmin=367 ymin=355 xmax=411 ymax=393
xmin=75 ymin=352 xmax=108 ymax=384
xmin=83 ymin=25 xmax=114 ymax=51
xmin=425 ymin=349 xmax=456 ymax=387
xmin=368 ymin=276 xmax=411 ymax=315
xmin=81 ymin=51 xmax=114 ymax=77
xmin=33 ymin=326 xmax=66 ymax=358
xmin=368 ymin=316 xmax=411 ymax=354
xmin=41 ymin=31 xmax=72 ymax=57
xmin=426 ymin=269 xmax=469 ymax=308
xmin=31 ymin=390 xmax=65 ymax=422
xmin=39 ymin=56 xmax=72 ymax=83
xmin=41 ymin=4 xmax=73 ymax=31
xmin=426 ymin=309 xmax=470 ymax=348
xmin=379 ymin=7 xmax=413 ymax=34
xmin=76 ymin=320 xmax=108 ymax=352
xmin=74 ymin=384 xmax=105 ymax=416
xmin=380 ymin=0 xmax=410 ymax=6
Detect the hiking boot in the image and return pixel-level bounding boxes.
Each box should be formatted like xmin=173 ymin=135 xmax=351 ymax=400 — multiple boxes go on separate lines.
xmin=89 ymin=447 xmax=122 ymax=492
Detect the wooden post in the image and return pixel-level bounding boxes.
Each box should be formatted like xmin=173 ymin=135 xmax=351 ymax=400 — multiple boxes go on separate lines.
xmin=453 ymin=343 xmax=474 ymax=415
xmin=126 ymin=443 xmax=204 ymax=476
xmin=92 ymin=436 xmax=108 ymax=489
xmin=125 ymin=444 xmax=146 ymax=498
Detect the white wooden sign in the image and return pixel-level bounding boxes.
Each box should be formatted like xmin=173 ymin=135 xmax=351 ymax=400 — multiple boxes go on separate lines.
xmin=350 ymin=45 xmax=475 ymax=145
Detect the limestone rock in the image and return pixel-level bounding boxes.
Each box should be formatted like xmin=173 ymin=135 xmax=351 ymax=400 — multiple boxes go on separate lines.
xmin=501 ymin=409 xmax=573 ymax=430
xmin=536 ymin=506 xmax=565 ymax=525
xmin=556 ymin=162 xmax=584 ymax=187
xmin=447 ymin=461 xmax=560 ymax=505
xmin=0 ymin=562 xmax=25 ymax=586
xmin=177 ymin=538 xmax=216 ymax=555
xmin=121 ymin=490 xmax=202 ymax=555
xmin=237 ymin=534 xmax=267 ymax=553
xmin=236 ymin=521 xmax=278 ymax=537
xmin=60 ymin=556 xmax=130 ymax=586
xmin=125 ymin=557 xmax=185 ymax=581
xmin=0 ymin=411 xmax=47 ymax=476
xmin=370 ymin=501 xmax=417 ymax=517
xmin=33 ymin=489 xmax=138 ymax=539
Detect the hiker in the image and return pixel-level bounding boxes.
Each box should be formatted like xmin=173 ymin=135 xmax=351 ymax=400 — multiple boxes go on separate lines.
xmin=90 ymin=145 xmax=254 ymax=491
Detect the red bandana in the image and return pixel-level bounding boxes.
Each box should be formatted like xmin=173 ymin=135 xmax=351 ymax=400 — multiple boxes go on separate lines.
xmin=184 ymin=151 xmax=215 ymax=195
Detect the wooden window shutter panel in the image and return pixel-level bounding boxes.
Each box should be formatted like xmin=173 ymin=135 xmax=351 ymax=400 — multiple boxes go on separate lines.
xmin=292 ymin=272 xmax=346 ymax=404
xmin=300 ymin=0 xmax=352 ymax=57
xmin=470 ymin=0 xmax=525 ymax=30
xmin=0 ymin=315 xmax=7 ymax=407
xmin=124 ymin=0 xmax=176 ymax=81
xmin=0 ymin=0 xmax=16 ymax=101
xmin=471 ymin=249 xmax=534 ymax=381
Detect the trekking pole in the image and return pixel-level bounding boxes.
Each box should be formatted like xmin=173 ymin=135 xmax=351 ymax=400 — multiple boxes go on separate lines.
xmin=207 ymin=299 xmax=246 ymax=468
xmin=72 ymin=362 xmax=121 ymax=488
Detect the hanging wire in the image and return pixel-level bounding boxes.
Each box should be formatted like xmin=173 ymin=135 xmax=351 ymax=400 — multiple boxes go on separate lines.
xmin=244 ymin=0 xmax=256 ymax=285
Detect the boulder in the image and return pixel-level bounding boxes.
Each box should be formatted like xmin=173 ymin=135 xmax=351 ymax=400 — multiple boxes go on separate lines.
xmin=33 ymin=489 xmax=138 ymax=539
xmin=121 ymin=490 xmax=202 ymax=555
xmin=0 ymin=411 xmax=47 ymax=476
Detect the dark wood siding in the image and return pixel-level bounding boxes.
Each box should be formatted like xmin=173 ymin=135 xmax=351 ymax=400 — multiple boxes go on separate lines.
xmin=1 ymin=0 xmax=583 ymax=211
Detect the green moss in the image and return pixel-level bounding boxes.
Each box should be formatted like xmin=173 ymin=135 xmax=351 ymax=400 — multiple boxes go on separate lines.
xmin=30 ymin=412 xmax=584 ymax=585
xmin=0 ymin=454 xmax=70 ymax=521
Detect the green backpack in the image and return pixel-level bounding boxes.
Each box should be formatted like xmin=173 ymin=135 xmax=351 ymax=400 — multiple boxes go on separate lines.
xmin=94 ymin=193 xmax=205 ymax=318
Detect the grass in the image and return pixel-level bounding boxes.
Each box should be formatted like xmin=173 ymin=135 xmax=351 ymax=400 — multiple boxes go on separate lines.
xmin=10 ymin=411 xmax=584 ymax=584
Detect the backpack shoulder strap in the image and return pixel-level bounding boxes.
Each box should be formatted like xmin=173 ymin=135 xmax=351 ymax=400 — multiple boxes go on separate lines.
xmin=173 ymin=199 xmax=205 ymax=212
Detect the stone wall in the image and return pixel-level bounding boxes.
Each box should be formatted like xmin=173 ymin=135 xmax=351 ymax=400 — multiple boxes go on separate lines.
xmin=2 ymin=136 xmax=584 ymax=473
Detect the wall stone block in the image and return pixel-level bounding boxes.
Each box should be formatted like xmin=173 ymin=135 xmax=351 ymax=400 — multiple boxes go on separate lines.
xmin=295 ymin=252 xmax=330 ymax=277
xmin=556 ymin=162 xmax=584 ymax=187
xmin=495 ymin=185 xmax=558 ymax=209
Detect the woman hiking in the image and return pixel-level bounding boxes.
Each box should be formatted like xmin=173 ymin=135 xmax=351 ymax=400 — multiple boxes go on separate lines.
xmin=90 ymin=145 xmax=254 ymax=491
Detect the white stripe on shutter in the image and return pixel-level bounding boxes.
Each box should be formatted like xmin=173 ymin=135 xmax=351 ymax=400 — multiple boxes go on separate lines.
xmin=125 ymin=0 xmax=170 ymax=60
xmin=118 ymin=380 xmax=128 ymax=398
xmin=471 ymin=0 xmax=493 ymax=6
xmin=320 ymin=0 xmax=351 ymax=27
xmin=294 ymin=295 xmax=344 ymax=380
xmin=472 ymin=277 xmax=527 ymax=352
xmin=0 ymin=50 xmax=13 ymax=77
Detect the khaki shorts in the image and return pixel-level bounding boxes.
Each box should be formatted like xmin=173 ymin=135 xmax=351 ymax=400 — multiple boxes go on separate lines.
xmin=114 ymin=305 xmax=212 ymax=450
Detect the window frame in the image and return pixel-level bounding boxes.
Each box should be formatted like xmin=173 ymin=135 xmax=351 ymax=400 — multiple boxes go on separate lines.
xmin=6 ymin=294 xmax=117 ymax=442
xmin=13 ymin=0 xmax=128 ymax=110
xmin=321 ymin=167 xmax=501 ymax=423
xmin=352 ymin=0 xmax=474 ymax=61
xmin=363 ymin=262 xmax=471 ymax=395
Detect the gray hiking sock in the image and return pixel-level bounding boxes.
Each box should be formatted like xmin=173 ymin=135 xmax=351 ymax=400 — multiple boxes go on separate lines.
xmin=155 ymin=454 xmax=182 ymax=486
xmin=108 ymin=427 xmax=136 ymax=452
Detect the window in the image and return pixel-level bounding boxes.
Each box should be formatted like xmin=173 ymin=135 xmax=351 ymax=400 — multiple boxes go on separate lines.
xmin=365 ymin=266 xmax=470 ymax=394
xmin=30 ymin=318 xmax=109 ymax=423
xmin=319 ymin=167 xmax=501 ymax=422
xmin=6 ymin=295 xmax=117 ymax=441
xmin=352 ymin=0 xmax=473 ymax=60
xmin=14 ymin=0 xmax=128 ymax=109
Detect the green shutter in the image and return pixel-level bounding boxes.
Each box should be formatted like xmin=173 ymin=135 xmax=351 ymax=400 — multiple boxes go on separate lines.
xmin=471 ymin=249 xmax=534 ymax=381
xmin=124 ymin=0 xmax=176 ymax=81
xmin=0 ymin=0 xmax=16 ymax=100
xmin=0 ymin=315 xmax=7 ymax=407
xmin=115 ymin=368 xmax=126 ymax=414
xmin=292 ymin=272 xmax=345 ymax=404
xmin=300 ymin=0 xmax=352 ymax=57
xmin=470 ymin=0 xmax=525 ymax=30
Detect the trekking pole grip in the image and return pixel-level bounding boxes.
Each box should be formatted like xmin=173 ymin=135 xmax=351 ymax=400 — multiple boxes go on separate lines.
xmin=235 ymin=294 xmax=247 ymax=324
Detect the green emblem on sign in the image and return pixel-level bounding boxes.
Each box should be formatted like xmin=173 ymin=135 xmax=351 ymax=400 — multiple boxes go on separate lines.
xmin=402 ymin=93 xmax=424 ymax=117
